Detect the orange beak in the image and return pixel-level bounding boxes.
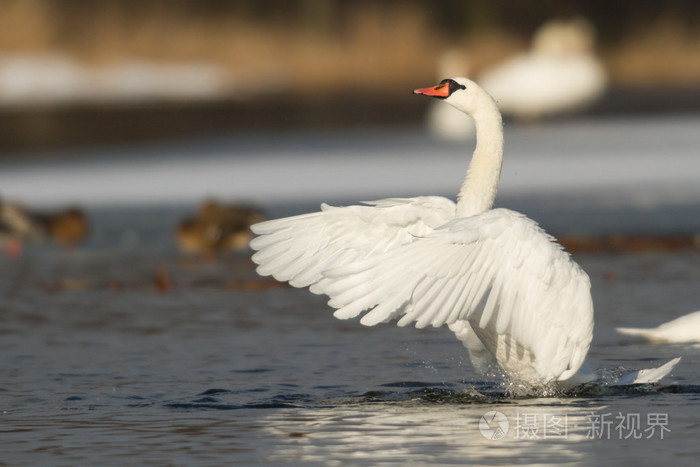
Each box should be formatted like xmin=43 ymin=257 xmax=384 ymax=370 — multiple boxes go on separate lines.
xmin=413 ymin=82 xmax=450 ymax=98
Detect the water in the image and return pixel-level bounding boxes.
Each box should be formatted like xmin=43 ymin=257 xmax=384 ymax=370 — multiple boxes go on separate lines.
xmin=1 ymin=120 xmax=700 ymax=465
xmin=1 ymin=206 xmax=698 ymax=465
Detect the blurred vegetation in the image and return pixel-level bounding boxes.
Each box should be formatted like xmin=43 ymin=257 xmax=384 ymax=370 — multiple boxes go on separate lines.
xmin=1 ymin=0 xmax=700 ymax=94
xmin=1 ymin=0 xmax=700 ymax=152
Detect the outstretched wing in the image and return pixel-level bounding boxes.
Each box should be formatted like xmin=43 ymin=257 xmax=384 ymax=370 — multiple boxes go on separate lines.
xmin=250 ymin=196 xmax=456 ymax=288
xmin=313 ymin=208 xmax=593 ymax=383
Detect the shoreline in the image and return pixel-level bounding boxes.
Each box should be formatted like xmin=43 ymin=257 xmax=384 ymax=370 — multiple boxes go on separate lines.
xmin=2 ymin=86 xmax=700 ymax=154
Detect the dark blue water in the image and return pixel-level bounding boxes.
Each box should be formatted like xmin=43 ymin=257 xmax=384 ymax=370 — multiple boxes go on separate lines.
xmin=1 ymin=204 xmax=699 ymax=465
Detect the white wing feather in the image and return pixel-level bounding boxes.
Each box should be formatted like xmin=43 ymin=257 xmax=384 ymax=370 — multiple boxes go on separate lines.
xmin=250 ymin=196 xmax=456 ymax=288
xmin=319 ymin=209 xmax=592 ymax=383
xmin=251 ymin=203 xmax=593 ymax=385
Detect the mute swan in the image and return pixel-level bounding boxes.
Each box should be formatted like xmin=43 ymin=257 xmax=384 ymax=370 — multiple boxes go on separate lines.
xmin=479 ymin=18 xmax=607 ymax=120
xmin=617 ymin=310 xmax=700 ymax=343
xmin=250 ymin=77 xmax=678 ymax=389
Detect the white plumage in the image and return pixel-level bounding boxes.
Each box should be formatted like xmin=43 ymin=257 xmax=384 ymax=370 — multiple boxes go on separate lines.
xmin=617 ymin=310 xmax=700 ymax=343
xmin=479 ymin=18 xmax=607 ymax=120
xmin=251 ymin=77 xmax=597 ymax=387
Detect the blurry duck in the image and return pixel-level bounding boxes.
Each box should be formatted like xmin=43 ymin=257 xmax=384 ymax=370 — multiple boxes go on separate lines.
xmin=176 ymin=200 xmax=265 ymax=254
xmin=479 ymin=18 xmax=607 ymax=120
xmin=0 ymin=202 xmax=45 ymax=242
xmin=0 ymin=201 xmax=88 ymax=252
xmin=0 ymin=202 xmax=41 ymax=257
xmin=39 ymin=207 xmax=90 ymax=247
xmin=617 ymin=311 xmax=700 ymax=344
xmin=425 ymin=50 xmax=476 ymax=142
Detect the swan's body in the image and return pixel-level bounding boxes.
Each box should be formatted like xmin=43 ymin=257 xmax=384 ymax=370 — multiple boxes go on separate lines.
xmin=479 ymin=19 xmax=607 ymax=119
xmin=251 ymin=77 xmax=678 ymax=388
xmin=617 ymin=311 xmax=700 ymax=343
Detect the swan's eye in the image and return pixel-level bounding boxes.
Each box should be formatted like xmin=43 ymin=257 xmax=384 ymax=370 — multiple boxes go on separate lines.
xmin=440 ymin=79 xmax=467 ymax=95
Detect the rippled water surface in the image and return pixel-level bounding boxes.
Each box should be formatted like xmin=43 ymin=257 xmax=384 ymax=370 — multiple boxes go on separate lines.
xmin=1 ymin=204 xmax=698 ymax=466
xmin=2 ymin=118 xmax=700 ymax=465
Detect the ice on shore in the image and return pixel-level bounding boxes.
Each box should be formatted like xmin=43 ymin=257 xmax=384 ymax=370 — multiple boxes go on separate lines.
xmin=0 ymin=115 xmax=699 ymax=212
xmin=0 ymin=53 xmax=230 ymax=105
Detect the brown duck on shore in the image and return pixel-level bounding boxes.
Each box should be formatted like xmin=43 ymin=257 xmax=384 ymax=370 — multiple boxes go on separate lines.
xmin=0 ymin=201 xmax=89 ymax=252
xmin=37 ymin=207 xmax=89 ymax=247
xmin=176 ymin=200 xmax=264 ymax=254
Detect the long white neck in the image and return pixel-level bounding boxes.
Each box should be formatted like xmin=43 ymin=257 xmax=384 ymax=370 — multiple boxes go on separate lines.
xmin=455 ymin=96 xmax=504 ymax=218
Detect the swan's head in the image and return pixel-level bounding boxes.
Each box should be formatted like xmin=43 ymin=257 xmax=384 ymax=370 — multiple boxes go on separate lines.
xmin=414 ymin=77 xmax=493 ymax=116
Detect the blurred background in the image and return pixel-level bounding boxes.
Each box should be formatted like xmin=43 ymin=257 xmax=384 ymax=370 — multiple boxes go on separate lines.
xmin=1 ymin=0 xmax=699 ymax=151
xmin=1 ymin=0 xmax=700 ymax=253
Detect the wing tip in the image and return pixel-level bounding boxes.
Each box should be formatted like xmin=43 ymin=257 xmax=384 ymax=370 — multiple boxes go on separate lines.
xmin=615 ymin=327 xmax=652 ymax=337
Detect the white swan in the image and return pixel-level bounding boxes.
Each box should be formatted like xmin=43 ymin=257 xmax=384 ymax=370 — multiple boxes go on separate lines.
xmin=617 ymin=311 xmax=700 ymax=343
xmin=479 ymin=18 xmax=607 ymax=120
xmin=250 ymin=77 xmax=678 ymax=388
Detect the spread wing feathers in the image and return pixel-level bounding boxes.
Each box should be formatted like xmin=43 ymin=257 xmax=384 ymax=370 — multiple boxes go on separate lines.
xmin=250 ymin=196 xmax=456 ymax=289
xmin=314 ymin=208 xmax=594 ymax=382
